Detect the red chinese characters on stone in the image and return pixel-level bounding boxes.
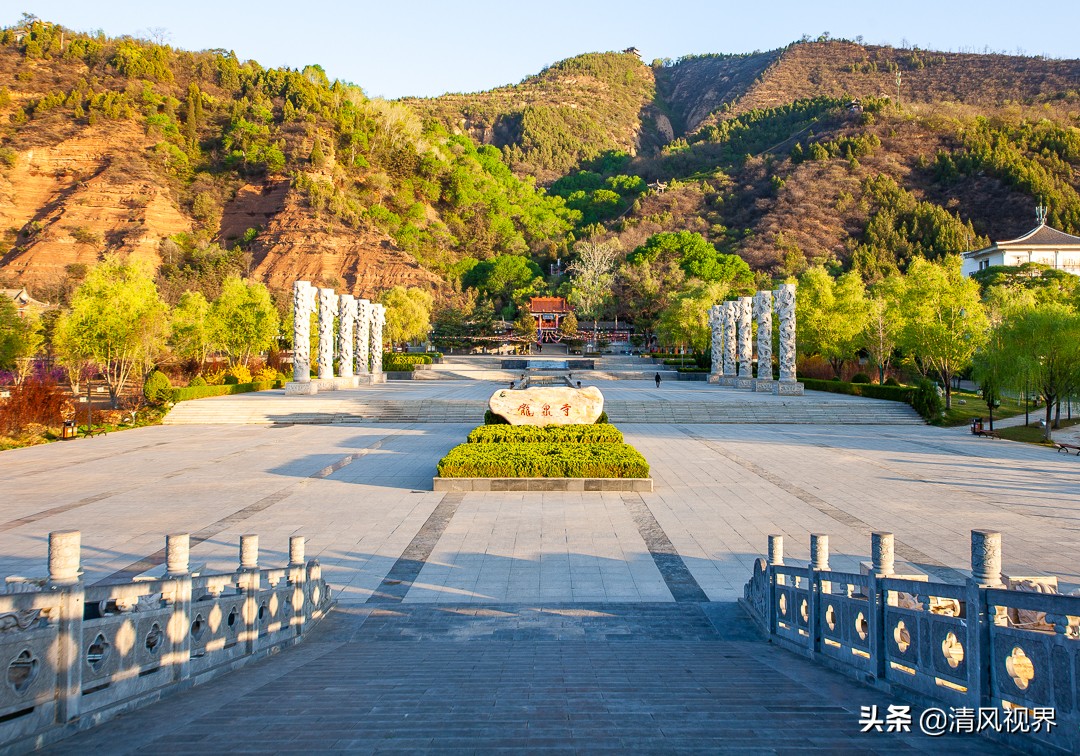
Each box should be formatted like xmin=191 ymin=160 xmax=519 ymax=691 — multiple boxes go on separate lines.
xmin=517 ymin=404 xmax=533 ymax=416
xmin=560 ymin=404 xmax=571 ymax=416
xmin=541 ymin=404 xmax=552 ymax=417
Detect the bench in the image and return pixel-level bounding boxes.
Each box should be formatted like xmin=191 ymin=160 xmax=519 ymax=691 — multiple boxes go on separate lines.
xmin=80 ymin=425 xmax=107 ymax=438
xmin=1054 ymin=442 xmax=1080 ymax=456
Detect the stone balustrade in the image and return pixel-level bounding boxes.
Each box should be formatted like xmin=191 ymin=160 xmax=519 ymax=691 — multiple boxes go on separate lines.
xmin=0 ymin=532 xmax=333 ymax=751
xmin=286 ymin=280 xmax=387 ymax=395
xmin=741 ymin=529 xmax=1079 ymax=753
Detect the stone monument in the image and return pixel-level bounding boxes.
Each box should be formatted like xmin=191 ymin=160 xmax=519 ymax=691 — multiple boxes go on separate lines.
xmin=489 ymin=386 xmax=605 ymax=426
xmin=774 ymin=283 xmax=804 ymax=395
xmin=735 ymin=295 xmax=754 ymax=389
xmin=285 ymin=281 xmax=319 ymax=395
xmin=752 ymin=290 xmax=776 ymax=392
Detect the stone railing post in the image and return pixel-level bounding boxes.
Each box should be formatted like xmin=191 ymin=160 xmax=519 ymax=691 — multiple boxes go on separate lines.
xmin=967 ymin=529 xmax=1002 ymax=708
xmin=807 ymin=533 xmax=829 ymax=654
xmin=288 ymin=535 xmax=307 ymax=636
xmin=766 ymin=534 xmax=783 ymax=632
xmin=868 ymin=532 xmax=893 ymax=681
xmin=239 ymin=535 xmax=260 ymax=654
xmin=164 ymin=533 xmax=192 ymax=682
xmin=48 ymin=530 xmax=83 ymax=723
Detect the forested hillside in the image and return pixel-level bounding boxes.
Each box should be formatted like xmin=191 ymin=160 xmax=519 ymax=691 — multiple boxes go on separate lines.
xmin=1 ymin=19 xmax=1079 ymax=337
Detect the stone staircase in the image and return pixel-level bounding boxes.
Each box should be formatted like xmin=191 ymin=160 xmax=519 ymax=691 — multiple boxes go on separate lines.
xmin=603 ymin=400 xmax=923 ymax=424
xmin=163 ymin=392 xmax=923 ymax=425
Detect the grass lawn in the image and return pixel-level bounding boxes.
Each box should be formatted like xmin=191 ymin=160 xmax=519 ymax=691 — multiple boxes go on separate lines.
xmin=997 ymin=417 xmax=1080 ymax=445
xmin=939 ymin=390 xmax=1035 ymax=427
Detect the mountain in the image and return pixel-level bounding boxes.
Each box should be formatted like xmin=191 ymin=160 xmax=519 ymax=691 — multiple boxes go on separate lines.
xmin=1 ymin=21 xmax=1079 ymax=308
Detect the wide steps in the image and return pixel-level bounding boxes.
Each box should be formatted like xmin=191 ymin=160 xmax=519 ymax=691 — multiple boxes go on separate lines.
xmin=164 ymin=394 xmax=923 ymax=426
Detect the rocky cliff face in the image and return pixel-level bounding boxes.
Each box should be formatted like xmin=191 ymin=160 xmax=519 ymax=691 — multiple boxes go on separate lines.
xmin=0 ymin=121 xmax=189 ymax=285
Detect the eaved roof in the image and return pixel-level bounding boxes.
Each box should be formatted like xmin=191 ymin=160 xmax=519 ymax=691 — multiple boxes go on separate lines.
xmin=965 ymin=222 xmax=1080 ymax=258
xmin=529 ymin=296 xmax=571 ymax=314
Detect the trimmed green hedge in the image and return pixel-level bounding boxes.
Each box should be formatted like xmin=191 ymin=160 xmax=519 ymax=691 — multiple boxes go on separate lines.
xmin=467 ymin=424 xmax=623 ymax=444
xmin=170 ymin=380 xmax=284 ymax=402
xmin=382 ymin=353 xmax=433 ymax=366
xmin=437 ymin=442 xmax=650 ymax=478
xmin=800 ymin=377 xmax=915 ymax=403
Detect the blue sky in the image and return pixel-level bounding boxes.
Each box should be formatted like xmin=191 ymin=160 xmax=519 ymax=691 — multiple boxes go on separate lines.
xmin=5 ymin=1 xmax=1079 ymax=98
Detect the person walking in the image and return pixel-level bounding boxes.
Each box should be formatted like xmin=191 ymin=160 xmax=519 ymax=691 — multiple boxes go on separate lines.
xmin=654 ymin=372 xmax=662 ymax=388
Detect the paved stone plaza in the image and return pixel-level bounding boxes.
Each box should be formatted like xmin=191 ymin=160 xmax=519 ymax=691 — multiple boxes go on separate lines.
xmin=2 ymin=382 xmax=1068 ymax=752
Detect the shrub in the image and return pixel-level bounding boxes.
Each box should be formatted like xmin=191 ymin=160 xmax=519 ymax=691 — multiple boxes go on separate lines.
xmin=383 ymin=357 xmax=418 ymax=372
xmin=484 ymin=409 xmax=509 ymax=425
xmin=225 ymin=364 xmax=253 ymax=384
xmin=800 ymin=378 xmax=914 ymax=403
xmin=884 ymin=376 xmax=900 ymax=386
xmin=596 ymin=411 xmax=609 ymax=424
xmin=467 ymin=424 xmax=623 ymax=444
xmin=253 ymin=366 xmax=280 ymax=383
xmin=911 ymin=379 xmax=944 ymax=421
xmin=143 ymin=370 xmax=172 ymax=404
xmin=189 ymin=376 xmax=207 ymax=387
xmin=437 ymin=442 xmax=650 ymax=478
xmin=0 ymin=377 xmax=66 ymax=434
xmin=204 ymin=368 xmax=226 ymax=385
xmin=224 ymin=374 xmax=240 ymax=385
xmin=851 ymin=372 xmax=872 ymax=384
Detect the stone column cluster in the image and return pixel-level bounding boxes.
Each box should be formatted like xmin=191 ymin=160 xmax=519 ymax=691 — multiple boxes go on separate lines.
xmin=708 ymin=282 xmax=803 ymax=395
xmin=286 ymin=280 xmax=387 ymax=395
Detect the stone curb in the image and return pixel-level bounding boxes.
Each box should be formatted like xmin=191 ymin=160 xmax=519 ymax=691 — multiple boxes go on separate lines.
xmin=432 ymin=477 xmax=653 ymax=492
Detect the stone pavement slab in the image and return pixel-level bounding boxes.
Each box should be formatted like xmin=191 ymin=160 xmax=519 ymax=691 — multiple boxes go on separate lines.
xmin=43 ymin=603 xmax=1010 ymax=755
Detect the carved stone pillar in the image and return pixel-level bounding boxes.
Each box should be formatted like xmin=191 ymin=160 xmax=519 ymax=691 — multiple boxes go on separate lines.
xmin=871 ymin=532 xmax=895 ymax=577
xmin=735 ymin=296 xmax=754 ymax=388
xmin=370 ymin=304 xmax=387 ymax=382
xmin=317 ymin=288 xmax=337 ymax=382
xmin=335 ymin=294 xmax=359 ymax=388
xmin=970 ymin=530 xmax=1002 ymax=586
xmin=773 ymin=283 xmax=804 ymax=395
xmin=286 ymin=282 xmax=320 ymax=395
xmin=718 ymin=301 xmax=738 ymax=386
xmin=355 ymin=299 xmax=371 ymax=377
xmin=753 ymin=290 xmax=776 ymax=392
xmin=707 ymin=304 xmax=724 ymax=383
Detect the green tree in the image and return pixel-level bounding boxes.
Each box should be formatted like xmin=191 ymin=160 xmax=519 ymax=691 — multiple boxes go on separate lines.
xmin=896 ymin=257 xmax=988 ymax=409
xmin=558 ymin=312 xmax=579 ymax=340
xmin=568 ymin=238 xmax=620 ymax=343
xmin=797 ymin=267 xmax=870 ymax=379
xmin=513 ymin=310 xmax=538 ymax=344
xmin=169 ymin=291 xmax=211 ymax=370
xmin=54 ymin=257 xmax=169 ymax=407
xmin=629 ymin=231 xmax=753 ymax=288
xmin=863 ymin=276 xmax=905 ymax=384
xmin=990 ymin=303 xmax=1080 ymax=441
xmin=208 ymin=276 xmax=280 ymax=365
xmin=380 ymin=286 xmax=434 ymax=349
xmin=462 ymin=255 xmax=543 ymax=315
xmin=655 ymin=281 xmax=729 ymax=353
xmin=0 ymin=298 xmax=43 ymax=384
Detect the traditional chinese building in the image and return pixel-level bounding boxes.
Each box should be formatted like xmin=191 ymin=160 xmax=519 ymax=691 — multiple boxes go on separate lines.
xmin=529 ymin=297 xmax=572 ymax=343
xmin=962 ymin=210 xmax=1080 ymax=277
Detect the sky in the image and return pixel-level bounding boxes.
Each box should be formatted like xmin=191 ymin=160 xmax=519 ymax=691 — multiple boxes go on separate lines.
xmin=5 ymin=1 xmax=1080 ymax=99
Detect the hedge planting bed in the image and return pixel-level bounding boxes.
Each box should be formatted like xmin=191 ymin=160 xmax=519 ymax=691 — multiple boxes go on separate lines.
xmin=170 ymin=380 xmax=284 ymax=402
xmin=437 ymin=442 xmax=649 ymax=479
xmin=467 ymin=424 xmax=623 ymax=444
